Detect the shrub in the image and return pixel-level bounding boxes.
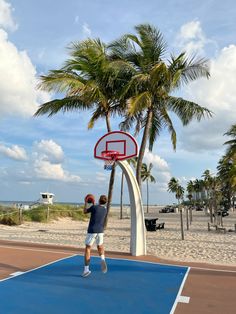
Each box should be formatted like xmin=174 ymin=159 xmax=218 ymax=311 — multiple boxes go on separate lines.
xmin=0 ymin=204 xmax=88 ymax=225
xmin=0 ymin=211 xmax=19 ymax=225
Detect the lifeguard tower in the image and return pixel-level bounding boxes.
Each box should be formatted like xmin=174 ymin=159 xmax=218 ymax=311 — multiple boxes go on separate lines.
xmin=39 ymin=192 xmax=55 ymax=205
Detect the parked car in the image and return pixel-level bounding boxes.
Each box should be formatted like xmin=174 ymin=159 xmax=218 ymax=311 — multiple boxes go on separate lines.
xmin=213 ymin=210 xmax=229 ymax=217
xmin=195 ymin=206 xmax=204 ymax=211
xmin=159 ymin=206 xmax=175 ymax=213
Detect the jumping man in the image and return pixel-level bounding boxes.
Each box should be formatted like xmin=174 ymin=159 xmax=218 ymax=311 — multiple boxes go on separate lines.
xmin=82 ymin=194 xmax=108 ymax=277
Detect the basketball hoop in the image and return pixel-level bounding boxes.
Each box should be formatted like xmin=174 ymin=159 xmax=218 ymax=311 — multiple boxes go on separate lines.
xmin=102 ymin=150 xmax=120 ymax=171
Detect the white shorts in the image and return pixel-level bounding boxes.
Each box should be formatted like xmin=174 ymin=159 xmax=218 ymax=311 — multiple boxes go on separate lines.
xmin=85 ymin=233 xmax=104 ymax=246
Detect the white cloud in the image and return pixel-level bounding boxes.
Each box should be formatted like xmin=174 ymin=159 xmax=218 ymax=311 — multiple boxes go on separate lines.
xmin=0 ymin=29 xmax=50 ymax=118
xmin=143 ymin=150 xmax=171 ymax=191
xmin=144 ymin=149 xmax=169 ymax=171
xmin=32 ymin=139 xmax=81 ymax=183
xmin=34 ymin=139 xmax=64 ymax=163
xmin=0 ymin=144 xmax=27 ymax=160
xmin=34 ymin=159 xmax=81 ymax=183
xmin=82 ymin=22 xmax=91 ymax=37
xmin=175 ymin=20 xmax=206 ymax=55
xmin=0 ymin=0 xmax=17 ymax=31
xmin=181 ymin=44 xmax=236 ymax=152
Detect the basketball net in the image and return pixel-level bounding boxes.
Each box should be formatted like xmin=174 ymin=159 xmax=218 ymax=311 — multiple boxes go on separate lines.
xmin=104 ymin=159 xmax=115 ymax=171
xmin=102 ymin=150 xmax=119 ymax=171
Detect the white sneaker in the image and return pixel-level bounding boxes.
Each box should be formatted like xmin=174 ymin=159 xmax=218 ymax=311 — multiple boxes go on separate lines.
xmin=101 ymin=260 xmax=107 ymax=273
xmin=81 ymin=270 xmax=91 ymax=277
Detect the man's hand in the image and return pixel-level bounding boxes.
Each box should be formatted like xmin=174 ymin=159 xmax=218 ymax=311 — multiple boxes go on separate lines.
xmin=83 ymin=203 xmax=88 ymax=214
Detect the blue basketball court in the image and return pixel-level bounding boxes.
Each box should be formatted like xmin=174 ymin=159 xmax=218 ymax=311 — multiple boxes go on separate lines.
xmin=0 ymin=255 xmax=189 ymax=314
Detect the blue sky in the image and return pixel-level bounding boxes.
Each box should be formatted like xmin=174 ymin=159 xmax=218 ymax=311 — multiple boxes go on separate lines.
xmin=0 ymin=0 xmax=235 ymax=204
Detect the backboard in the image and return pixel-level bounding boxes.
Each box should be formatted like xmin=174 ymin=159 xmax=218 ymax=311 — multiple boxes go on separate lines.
xmin=94 ymin=131 xmax=138 ymax=161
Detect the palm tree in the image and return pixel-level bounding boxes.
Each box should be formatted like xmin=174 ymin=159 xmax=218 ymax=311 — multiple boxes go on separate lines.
xmin=141 ymin=163 xmax=156 ymax=213
xmin=168 ymin=177 xmax=178 ymax=195
xmin=202 ymin=170 xmax=213 ymax=215
xmin=168 ymin=177 xmax=185 ymax=239
xmin=186 ymin=180 xmax=194 ymax=223
xmin=224 ymin=124 xmax=236 ymax=159
xmin=217 ymin=156 xmax=235 ymax=211
xmin=34 ymin=39 xmax=125 ymax=226
xmin=168 ymin=177 xmax=185 ymax=208
xmin=223 ymin=125 xmax=236 ymax=206
xmin=186 ymin=180 xmax=194 ymax=203
xmin=110 ymin=23 xmax=212 ymax=188
xmin=193 ymin=179 xmax=203 ymax=203
xmin=208 ymin=176 xmax=221 ymax=224
xmin=207 ymin=126 xmax=236 ymax=218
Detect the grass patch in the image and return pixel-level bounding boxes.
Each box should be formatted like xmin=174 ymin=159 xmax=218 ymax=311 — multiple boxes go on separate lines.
xmin=0 ymin=204 xmax=88 ymax=225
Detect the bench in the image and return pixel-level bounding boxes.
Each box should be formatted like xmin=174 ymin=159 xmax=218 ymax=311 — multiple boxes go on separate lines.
xmin=145 ymin=218 xmax=165 ymax=231
xmin=228 ymin=224 xmax=236 ymax=233
xmin=156 ymin=222 xmax=165 ymax=230
xmin=207 ymin=222 xmax=226 ymax=233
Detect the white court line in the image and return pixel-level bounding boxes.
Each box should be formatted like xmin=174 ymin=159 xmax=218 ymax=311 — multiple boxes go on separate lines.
xmin=169 ymin=267 xmax=191 ymax=314
xmin=178 ymin=296 xmax=190 ymax=303
xmin=10 ymin=271 xmax=25 ymax=276
xmin=0 ymin=254 xmax=77 ymax=283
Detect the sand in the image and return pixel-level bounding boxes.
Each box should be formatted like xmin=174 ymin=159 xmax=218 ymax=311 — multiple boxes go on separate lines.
xmin=0 ymin=206 xmax=235 ymax=266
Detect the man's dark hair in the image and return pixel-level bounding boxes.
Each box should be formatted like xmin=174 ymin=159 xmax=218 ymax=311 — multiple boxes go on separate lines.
xmin=99 ymin=195 xmax=107 ymax=205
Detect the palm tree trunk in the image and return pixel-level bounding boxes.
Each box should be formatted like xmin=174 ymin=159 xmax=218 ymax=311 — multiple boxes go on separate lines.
xmin=106 ymin=112 xmax=111 ymax=133
xmin=209 ymin=197 xmax=213 ymax=223
xmin=179 ymin=199 xmax=184 ymax=240
xmin=136 ymin=109 xmax=153 ymax=188
xmin=104 ymin=165 xmax=116 ymax=228
xmin=186 ymin=206 xmax=189 ymax=230
xmin=120 ymin=172 xmax=124 ymax=219
xmin=146 ymin=179 xmax=149 ymax=213
xmin=104 ymin=112 xmax=116 ymax=228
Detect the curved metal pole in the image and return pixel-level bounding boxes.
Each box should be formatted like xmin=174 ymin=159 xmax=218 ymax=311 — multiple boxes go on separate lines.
xmin=117 ymin=160 xmax=146 ymax=256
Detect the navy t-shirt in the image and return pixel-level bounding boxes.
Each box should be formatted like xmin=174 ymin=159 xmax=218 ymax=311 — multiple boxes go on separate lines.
xmin=87 ymin=204 xmax=107 ymax=233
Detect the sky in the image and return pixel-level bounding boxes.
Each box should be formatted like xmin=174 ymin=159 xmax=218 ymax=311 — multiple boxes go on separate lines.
xmin=0 ymin=0 xmax=235 ymax=204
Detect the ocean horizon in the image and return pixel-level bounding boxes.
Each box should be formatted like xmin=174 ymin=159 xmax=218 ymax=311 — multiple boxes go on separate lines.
xmin=0 ymin=200 xmax=164 ymax=207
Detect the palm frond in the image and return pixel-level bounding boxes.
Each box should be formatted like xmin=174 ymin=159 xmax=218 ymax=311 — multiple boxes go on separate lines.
xmin=168 ymin=53 xmax=210 ymax=90
xmin=88 ymin=107 xmax=105 ymax=129
xmin=135 ymin=24 xmax=167 ymax=63
xmin=167 ymin=96 xmax=212 ymax=125
xmin=38 ymin=70 xmax=85 ymax=93
xmin=34 ymin=96 xmax=91 ymax=117
xmin=148 ymin=111 xmax=162 ymax=151
xmin=127 ymin=92 xmax=151 ymax=115
xmin=155 ymin=106 xmax=177 ymax=150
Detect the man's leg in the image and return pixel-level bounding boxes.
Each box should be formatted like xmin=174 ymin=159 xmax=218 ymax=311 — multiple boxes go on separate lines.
xmin=81 ymin=245 xmax=92 ymax=277
xmin=97 ymin=244 xmax=104 ymax=257
xmin=82 ymin=233 xmax=96 ymax=277
xmin=97 ymin=234 xmax=107 ymax=274
xmin=85 ymin=245 xmax=91 ymax=266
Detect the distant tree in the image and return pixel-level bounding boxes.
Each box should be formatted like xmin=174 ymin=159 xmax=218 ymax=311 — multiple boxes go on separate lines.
xmin=168 ymin=177 xmax=185 ymax=239
xmin=224 ymin=124 xmax=236 ymax=159
xmin=202 ymin=169 xmax=213 ymax=214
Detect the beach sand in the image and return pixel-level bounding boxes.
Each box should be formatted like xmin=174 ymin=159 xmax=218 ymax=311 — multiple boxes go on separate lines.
xmin=0 ymin=206 xmax=235 ymax=266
